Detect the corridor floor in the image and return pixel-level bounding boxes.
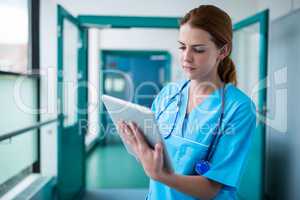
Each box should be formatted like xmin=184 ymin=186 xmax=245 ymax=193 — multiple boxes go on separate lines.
xmin=86 ymin=143 xmax=149 ymax=188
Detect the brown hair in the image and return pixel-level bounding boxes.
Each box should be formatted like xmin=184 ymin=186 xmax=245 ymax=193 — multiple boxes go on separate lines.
xmin=180 ymin=5 xmax=237 ymax=85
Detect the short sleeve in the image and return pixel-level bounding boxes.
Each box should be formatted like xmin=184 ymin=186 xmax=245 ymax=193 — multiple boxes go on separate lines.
xmin=151 ymin=86 xmax=165 ymax=115
xmin=202 ymin=100 xmax=256 ymax=189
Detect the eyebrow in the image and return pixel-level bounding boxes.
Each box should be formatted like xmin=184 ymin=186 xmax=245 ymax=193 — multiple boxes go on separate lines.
xmin=177 ymin=41 xmax=207 ymax=47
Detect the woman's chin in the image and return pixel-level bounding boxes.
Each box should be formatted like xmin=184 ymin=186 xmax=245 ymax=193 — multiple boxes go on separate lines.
xmin=183 ymin=71 xmax=198 ymax=80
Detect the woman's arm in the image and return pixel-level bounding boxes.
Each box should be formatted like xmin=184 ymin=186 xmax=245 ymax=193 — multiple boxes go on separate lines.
xmin=117 ymin=121 xmax=223 ymax=200
xmin=158 ymin=171 xmax=222 ymax=200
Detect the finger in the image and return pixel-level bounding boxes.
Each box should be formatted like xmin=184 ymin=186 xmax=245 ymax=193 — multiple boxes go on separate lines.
xmin=129 ymin=122 xmax=148 ymax=147
xmin=154 ymin=143 xmax=164 ymax=168
xmin=123 ymin=122 xmax=137 ymax=144
xmin=117 ymin=120 xmax=123 ymax=126
xmin=117 ymin=121 xmax=124 ymax=134
xmin=117 ymin=122 xmax=129 ymax=141
xmin=128 ymin=122 xmax=150 ymax=154
xmin=118 ymin=121 xmax=131 ymax=137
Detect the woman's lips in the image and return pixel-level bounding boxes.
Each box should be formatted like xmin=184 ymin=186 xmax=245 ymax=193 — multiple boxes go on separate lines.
xmin=183 ymin=66 xmax=196 ymax=71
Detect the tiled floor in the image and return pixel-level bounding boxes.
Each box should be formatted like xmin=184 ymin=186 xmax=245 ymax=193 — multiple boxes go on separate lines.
xmin=86 ymin=143 xmax=149 ymax=188
xmin=82 ymin=189 xmax=148 ymax=200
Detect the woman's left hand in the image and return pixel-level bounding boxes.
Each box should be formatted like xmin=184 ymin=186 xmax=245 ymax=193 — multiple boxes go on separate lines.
xmin=117 ymin=121 xmax=170 ymax=181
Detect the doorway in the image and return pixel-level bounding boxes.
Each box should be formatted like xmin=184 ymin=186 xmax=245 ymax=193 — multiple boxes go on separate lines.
xmin=232 ymin=10 xmax=269 ymax=200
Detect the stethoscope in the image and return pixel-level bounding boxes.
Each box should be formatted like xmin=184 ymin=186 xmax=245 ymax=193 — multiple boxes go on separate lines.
xmin=155 ymin=80 xmax=191 ymax=139
xmin=155 ymin=80 xmax=226 ymax=175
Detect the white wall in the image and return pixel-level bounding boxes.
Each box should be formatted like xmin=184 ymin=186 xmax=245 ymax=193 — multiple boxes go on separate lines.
xmin=86 ymin=28 xmax=100 ymax=145
xmin=257 ymin=0 xmax=300 ymax=20
xmin=71 ymin=0 xmax=300 ymax=22
xmin=55 ymin=0 xmax=259 ymax=22
xmin=39 ymin=0 xmax=58 ymax=176
xmin=56 ymin=0 xmax=210 ymax=17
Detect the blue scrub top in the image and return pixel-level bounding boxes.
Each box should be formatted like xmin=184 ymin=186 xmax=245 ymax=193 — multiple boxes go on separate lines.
xmin=147 ymin=80 xmax=256 ymax=200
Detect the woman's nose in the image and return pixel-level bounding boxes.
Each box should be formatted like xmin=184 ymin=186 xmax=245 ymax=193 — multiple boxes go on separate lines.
xmin=183 ymin=48 xmax=193 ymax=62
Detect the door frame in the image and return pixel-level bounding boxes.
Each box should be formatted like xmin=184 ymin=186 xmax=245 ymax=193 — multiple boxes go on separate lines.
xmin=78 ymin=15 xmax=180 ymax=29
xmin=57 ymin=5 xmax=88 ymax=199
xmin=233 ymin=9 xmax=269 ymax=200
xmin=77 ymin=15 xmax=179 ymax=144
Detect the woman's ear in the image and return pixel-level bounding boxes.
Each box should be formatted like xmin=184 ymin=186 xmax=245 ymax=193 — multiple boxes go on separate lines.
xmin=218 ymin=44 xmax=230 ymax=61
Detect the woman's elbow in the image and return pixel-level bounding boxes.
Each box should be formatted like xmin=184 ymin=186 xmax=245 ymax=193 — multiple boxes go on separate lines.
xmin=198 ymin=180 xmax=223 ymax=200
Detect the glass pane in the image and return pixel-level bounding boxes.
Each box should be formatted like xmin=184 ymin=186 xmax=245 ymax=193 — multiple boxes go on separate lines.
xmin=0 ymin=76 xmax=38 ymax=134
xmin=0 ymin=0 xmax=29 ymax=73
xmin=0 ymin=131 xmax=38 ymax=184
xmin=63 ymin=19 xmax=79 ymax=126
xmin=232 ymin=23 xmax=260 ymax=106
xmin=0 ymin=75 xmax=38 ymax=185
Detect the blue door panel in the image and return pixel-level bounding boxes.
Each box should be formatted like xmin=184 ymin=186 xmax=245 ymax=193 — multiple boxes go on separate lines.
xmin=101 ymin=51 xmax=170 ymax=143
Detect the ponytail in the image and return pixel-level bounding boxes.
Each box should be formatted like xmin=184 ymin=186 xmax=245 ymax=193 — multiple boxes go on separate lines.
xmin=218 ymin=56 xmax=237 ymax=86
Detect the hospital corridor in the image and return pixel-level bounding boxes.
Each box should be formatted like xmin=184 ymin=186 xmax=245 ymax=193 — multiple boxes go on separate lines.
xmin=0 ymin=0 xmax=299 ymax=200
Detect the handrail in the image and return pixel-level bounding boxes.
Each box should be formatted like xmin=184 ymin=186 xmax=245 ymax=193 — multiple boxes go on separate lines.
xmin=0 ymin=118 xmax=60 ymax=142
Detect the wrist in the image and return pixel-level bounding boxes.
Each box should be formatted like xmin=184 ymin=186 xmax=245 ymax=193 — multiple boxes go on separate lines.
xmin=155 ymin=171 xmax=177 ymax=186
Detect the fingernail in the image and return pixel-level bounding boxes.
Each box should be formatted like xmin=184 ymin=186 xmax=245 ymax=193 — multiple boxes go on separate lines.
xmin=158 ymin=143 xmax=163 ymax=149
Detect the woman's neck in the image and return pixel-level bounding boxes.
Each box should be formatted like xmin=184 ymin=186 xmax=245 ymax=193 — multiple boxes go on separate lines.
xmin=185 ymin=75 xmax=223 ymax=115
xmin=190 ymin=75 xmax=223 ymax=95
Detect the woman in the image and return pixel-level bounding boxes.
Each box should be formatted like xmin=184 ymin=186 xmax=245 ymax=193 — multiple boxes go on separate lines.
xmin=118 ymin=5 xmax=256 ymax=200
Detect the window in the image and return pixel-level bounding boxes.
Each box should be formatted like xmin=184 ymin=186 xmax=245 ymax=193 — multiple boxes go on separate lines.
xmin=0 ymin=0 xmax=30 ymax=74
xmin=0 ymin=0 xmax=40 ymax=197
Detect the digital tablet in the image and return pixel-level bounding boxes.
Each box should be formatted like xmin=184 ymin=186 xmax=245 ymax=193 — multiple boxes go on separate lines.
xmin=101 ymin=94 xmax=173 ymax=171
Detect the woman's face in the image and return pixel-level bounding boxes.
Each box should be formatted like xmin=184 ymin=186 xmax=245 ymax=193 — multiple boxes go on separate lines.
xmin=178 ymin=23 xmax=223 ymax=81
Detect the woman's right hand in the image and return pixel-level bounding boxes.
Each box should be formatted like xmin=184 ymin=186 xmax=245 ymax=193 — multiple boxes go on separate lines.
xmin=117 ymin=121 xmax=171 ymax=181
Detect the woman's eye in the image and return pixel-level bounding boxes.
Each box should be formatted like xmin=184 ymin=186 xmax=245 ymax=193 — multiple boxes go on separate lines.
xmin=193 ymin=48 xmax=205 ymax=53
xmin=178 ymin=46 xmax=186 ymax=50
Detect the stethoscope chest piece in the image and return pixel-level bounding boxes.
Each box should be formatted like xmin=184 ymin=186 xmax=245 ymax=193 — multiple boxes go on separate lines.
xmin=195 ymin=160 xmax=210 ymax=175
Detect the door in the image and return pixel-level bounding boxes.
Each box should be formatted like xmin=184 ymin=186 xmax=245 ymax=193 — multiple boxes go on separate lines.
xmin=97 ymin=50 xmax=170 ymax=188
xmin=101 ymin=50 xmax=170 ymax=144
xmin=57 ymin=5 xmax=88 ymax=199
xmin=231 ymin=10 xmax=269 ymax=200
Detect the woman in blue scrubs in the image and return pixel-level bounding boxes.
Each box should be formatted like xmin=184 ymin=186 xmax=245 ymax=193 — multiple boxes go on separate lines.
xmin=118 ymin=5 xmax=256 ymax=200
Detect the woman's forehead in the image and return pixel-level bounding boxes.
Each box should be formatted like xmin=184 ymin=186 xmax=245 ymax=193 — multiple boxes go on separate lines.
xmin=179 ymin=24 xmax=213 ymax=45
